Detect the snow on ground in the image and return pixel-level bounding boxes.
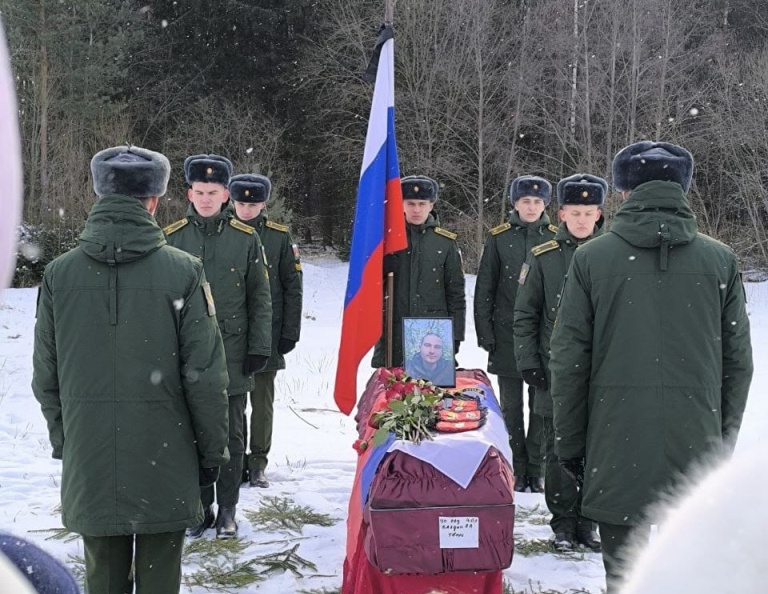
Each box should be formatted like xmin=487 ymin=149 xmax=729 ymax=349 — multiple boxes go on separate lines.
xmin=0 ymin=257 xmax=765 ymax=593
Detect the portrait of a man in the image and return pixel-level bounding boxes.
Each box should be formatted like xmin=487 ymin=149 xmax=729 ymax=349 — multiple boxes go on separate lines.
xmin=403 ymin=318 xmax=456 ymax=387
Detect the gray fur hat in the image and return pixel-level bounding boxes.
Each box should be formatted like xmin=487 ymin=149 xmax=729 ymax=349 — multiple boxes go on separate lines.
xmin=612 ymin=141 xmax=694 ymax=193
xmin=401 ymin=175 xmax=439 ymax=202
xmin=90 ymin=145 xmax=170 ymax=198
xmin=509 ymin=175 xmax=552 ymax=205
xmin=557 ymin=173 xmax=608 ymax=206
xmin=229 ymin=174 xmax=272 ymax=203
xmin=183 ymin=154 xmax=233 ymax=186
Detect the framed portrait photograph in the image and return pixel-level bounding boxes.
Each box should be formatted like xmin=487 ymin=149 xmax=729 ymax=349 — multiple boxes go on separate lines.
xmin=402 ymin=317 xmax=456 ymax=387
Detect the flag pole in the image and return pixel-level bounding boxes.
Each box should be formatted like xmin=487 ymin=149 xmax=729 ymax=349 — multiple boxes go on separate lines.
xmin=384 ymin=0 xmax=394 ymax=25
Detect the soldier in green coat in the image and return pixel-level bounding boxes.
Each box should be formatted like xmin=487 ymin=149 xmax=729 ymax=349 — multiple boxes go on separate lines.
xmin=371 ymin=176 xmax=465 ymax=370
xmin=165 ymin=155 xmax=273 ymax=539
xmin=229 ymin=174 xmax=303 ymax=489
xmin=550 ymin=142 xmax=753 ymax=592
xmin=32 ymin=146 xmax=230 ymax=594
xmin=514 ymin=174 xmax=606 ymax=553
xmin=474 ymin=176 xmax=557 ymax=493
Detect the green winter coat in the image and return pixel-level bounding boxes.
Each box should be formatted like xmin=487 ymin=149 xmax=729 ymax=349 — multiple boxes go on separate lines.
xmin=165 ymin=204 xmax=272 ymax=394
xmin=550 ymin=181 xmax=753 ymax=526
xmin=244 ymin=212 xmax=303 ymax=371
xmin=474 ymin=211 xmax=557 ymax=377
xmin=513 ymin=220 xmax=605 ymax=417
xmin=32 ymin=195 xmax=230 ymax=537
xmin=372 ymin=215 xmax=465 ymax=368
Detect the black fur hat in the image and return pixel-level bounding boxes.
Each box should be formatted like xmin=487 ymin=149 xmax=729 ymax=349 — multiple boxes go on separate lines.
xmin=612 ymin=141 xmax=694 ymax=193
xmin=509 ymin=175 xmax=552 ymax=205
xmin=557 ymin=173 xmax=608 ymax=206
xmin=183 ymin=154 xmax=233 ymax=186
xmin=401 ymin=175 xmax=439 ymax=202
xmin=229 ymin=174 xmax=272 ymax=203
xmin=90 ymin=145 xmax=171 ymax=198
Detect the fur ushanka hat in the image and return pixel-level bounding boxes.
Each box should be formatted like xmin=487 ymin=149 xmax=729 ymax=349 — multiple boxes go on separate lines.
xmin=228 ymin=174 xmax=272 ymax=203
xmin=612 ymin=141 xmax=694 ymax=193
xmin=509 ymin=175 xmax=552 ymax=206
xmin=90 ymin=145 xmax=171 ymax=198
xmin=557 ymin=173 xmax=608 ymax=206
xmin=183 ymin=154 xmax=233 ymax=187
xmin=401 ymin=175 xmax=439 ymax=202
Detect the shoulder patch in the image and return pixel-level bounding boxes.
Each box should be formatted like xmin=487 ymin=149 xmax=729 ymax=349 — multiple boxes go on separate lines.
xmin=531 ymin=240 xmax=559 ymax=257
xmin=434 ymin=227 xmax=457 ymax=240
xmin=490 ymin=222 xmax=511 ymax=236
xmin=163 ymin=218 xmax=188 ymax=235
xmin=548 ymin=224 xmax=559 ymax=234
xmin=266 ymin=220 xmax=289 ymax=233
xmin=230 ymin=218 xmax=255 ymax=235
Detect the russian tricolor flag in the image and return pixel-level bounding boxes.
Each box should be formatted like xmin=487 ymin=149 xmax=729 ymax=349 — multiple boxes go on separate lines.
xmin=334 ymin=26 xmax=407 ymax=416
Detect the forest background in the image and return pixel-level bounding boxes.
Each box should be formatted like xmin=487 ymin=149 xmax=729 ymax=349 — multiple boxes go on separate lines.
xmin=5 ymin=0 xmax=768 ymax=285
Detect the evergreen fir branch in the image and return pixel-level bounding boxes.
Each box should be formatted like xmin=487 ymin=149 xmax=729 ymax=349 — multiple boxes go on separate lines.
xmin=253 ymin=543 xmax=318 ymax=578
xmin=244 ymin=496 xmax=336 ymax=533
xmin=28 ymin=527 xmax=80 ymax=543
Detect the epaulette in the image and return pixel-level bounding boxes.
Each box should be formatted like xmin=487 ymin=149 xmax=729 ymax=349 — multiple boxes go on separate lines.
xmin=531 ymin=240 xmax=559 ymax=257
xmin=163 ymin=219 xmax=188 ymax=235
xmin=434 ymin=227 xmax=457 ymax=240
xmin=548 ymin=224 xmax=559 ymax=234
xmin=490 ymin=222 xmax=511 ymax=236
xmin=266 ymin=220 xmax=289 ymax=233
xmin=229 ymin=219 xmax=255 ymax=234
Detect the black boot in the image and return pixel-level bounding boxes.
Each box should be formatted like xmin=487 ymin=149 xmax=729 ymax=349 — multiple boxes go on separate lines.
xmin=241 ymin=468 xmax=250 ymax=486
xmin=553 ymin=532 xmax=575 ymax=553
xmin=216 ymin=506 xmax=238 ymax=539
xmin=576 ymin=530 xmax=602 ymax=552
xmin=250 ymin=470 xmax=269 ymax=488
xmin=186 ymin=505 xmax=215 ymax=539
xmin=528 ymin=476 xmax=545 ymax=493
xmin=513 ymin=475 xmax=528 ymax=493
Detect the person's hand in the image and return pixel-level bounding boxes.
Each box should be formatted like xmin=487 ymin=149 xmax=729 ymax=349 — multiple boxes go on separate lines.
xmin=558 ymin=457 xmax=585 ymax=488
xmin=277 ymin=338 xmax=296 ymax=355
xmin=243 ymin=354 xmax=269 ymax=375
xmin=481 ymin=342 xmax=495 ymax=354
xmin=521 ymin=368 xmax=548 ymax=390
xmin=383 ymin=253 xmax=399 ymax=276
xmin=454 ymin=340 xmax=461 ymax=354
xmin=199 ymin=466 xmax=220 ymax=487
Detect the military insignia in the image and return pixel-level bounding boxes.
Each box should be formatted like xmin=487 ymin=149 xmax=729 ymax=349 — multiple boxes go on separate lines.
xmin=245 ymin=189 xmax=250 ymax=197
xmin=261 ymin=244 xmax=269 ymax=267
xmin=266 ymin=220 xmax=289 ymax=233
xmin=518 ymin=262 xmax=530 ymax=285
xmin=413 ymin=185 xmax=420 ymax=193
xmin=163 ymin=218 xmax=189 ymax=235
xmin=533 ymin=183 xmax=539 ymax=190
xmin=490 ymin=222 xmax=511 ymax=236
xmin=206 ymin=167 xmax=213 ymax=175
xmin=532 ymin=240 xmax=559 ymax=256
xmin=582 ymin=190 xmax=589 ymax=198
xmin=229 ymin=219 xmax=255 ymax=234
xmin=292 ymin=243 xmax=302 ymax=272
xmin=434 ymin=227 xmax=457 ymax=240
xmin=548 ymin=224 xmax=558 ymax=234
xmin=202 ymin=281 xmax=216 ymax=317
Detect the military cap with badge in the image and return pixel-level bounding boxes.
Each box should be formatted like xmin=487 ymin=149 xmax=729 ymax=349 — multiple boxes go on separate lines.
xmin=509 ymin=175 xmax=552 ymax=206
xmin=401 ymin=175 xmax=439 ymax=202
xmin=556 ymin=173 xmax=608 ymax=206
xmin=183 ymin=154 xmax=233 ymax=186
xmin=90 ymin=145 xmax=171 ymax=198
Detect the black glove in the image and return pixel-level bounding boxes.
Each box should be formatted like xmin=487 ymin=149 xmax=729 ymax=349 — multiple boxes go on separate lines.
xmin=383 ymin=253 xmax=399 ymax=276
xmin=481 ymin=342 xmax=495 ymax=354
xmin=558 ymin=457 xmax=585 ymax=488
xmin=521 ymin=368 xmax=548 ymax=390
xmin=199 ymin=466 xmax=220 ymax=487
xmin=454 ymin=341 xmax=461 ymax=354
xmin=243 ymin=354 xmax=269 ymax=375
xmin=277 ymin=337 xmax=296 ymax=355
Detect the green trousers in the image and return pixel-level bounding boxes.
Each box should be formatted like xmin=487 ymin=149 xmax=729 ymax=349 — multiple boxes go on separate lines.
xmin=542 ymin=416 xmax=594 ymax=534
xmin=201 ymin=393 xmax=245 ymax=508
xmin=498 ymin=376 xmax=543 ymax=477
xmin=598 ymin=522 xmax=651 ymax=593
xmin=82 ymin=530 xmax=185 ymax=594
xmin=242 ymin=371 xmax=277 ymax=473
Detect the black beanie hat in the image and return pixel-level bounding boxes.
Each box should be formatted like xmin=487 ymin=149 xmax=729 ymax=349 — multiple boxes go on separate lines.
xmin=612 ymin=141 xmax=694 ymax=193
xmin=228 ymin=174 xmax=272 ymax=204
xmin=557 ymin=173 xmax=608 ymax=206
xmin=183 ymin=154 xmax=233 ymax=186
xmin=509 ymin=175 xmax=552 ymax=205
xmin=90 ymin=145 xmax=170 ymax=198
xmin=401 ymin=175 xmax=439 ymax=202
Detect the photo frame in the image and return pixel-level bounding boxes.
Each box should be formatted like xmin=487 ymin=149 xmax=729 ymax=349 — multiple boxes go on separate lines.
xmin=402 ymin=317 xmax=456 ymax=387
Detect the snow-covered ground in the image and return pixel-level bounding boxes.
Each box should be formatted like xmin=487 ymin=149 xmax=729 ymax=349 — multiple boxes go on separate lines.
xmin=0 ymin=257 xmax=765 ymax=593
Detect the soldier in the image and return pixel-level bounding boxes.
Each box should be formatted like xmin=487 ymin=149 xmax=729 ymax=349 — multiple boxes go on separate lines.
xmin=165 ymin=155 xmax=273 ymax=539
xmin=513 ymin=174 xmax=607 ymax=553
xmin=228 ymin=174 xmax=303 ymax=489
xmin=474 ymin=176 xmax=557 ymax=493
xmin=32 ymin=145 xmax=230 ymax=593
xmin=371 ymin=175 xmax=465 ymax=371
xmin=550 ymin=142 xmax=753 ymax=592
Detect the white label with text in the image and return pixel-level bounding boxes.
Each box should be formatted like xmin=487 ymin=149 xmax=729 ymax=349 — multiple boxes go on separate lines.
xmin=438 ymin=516 xmax=480 ymax=549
